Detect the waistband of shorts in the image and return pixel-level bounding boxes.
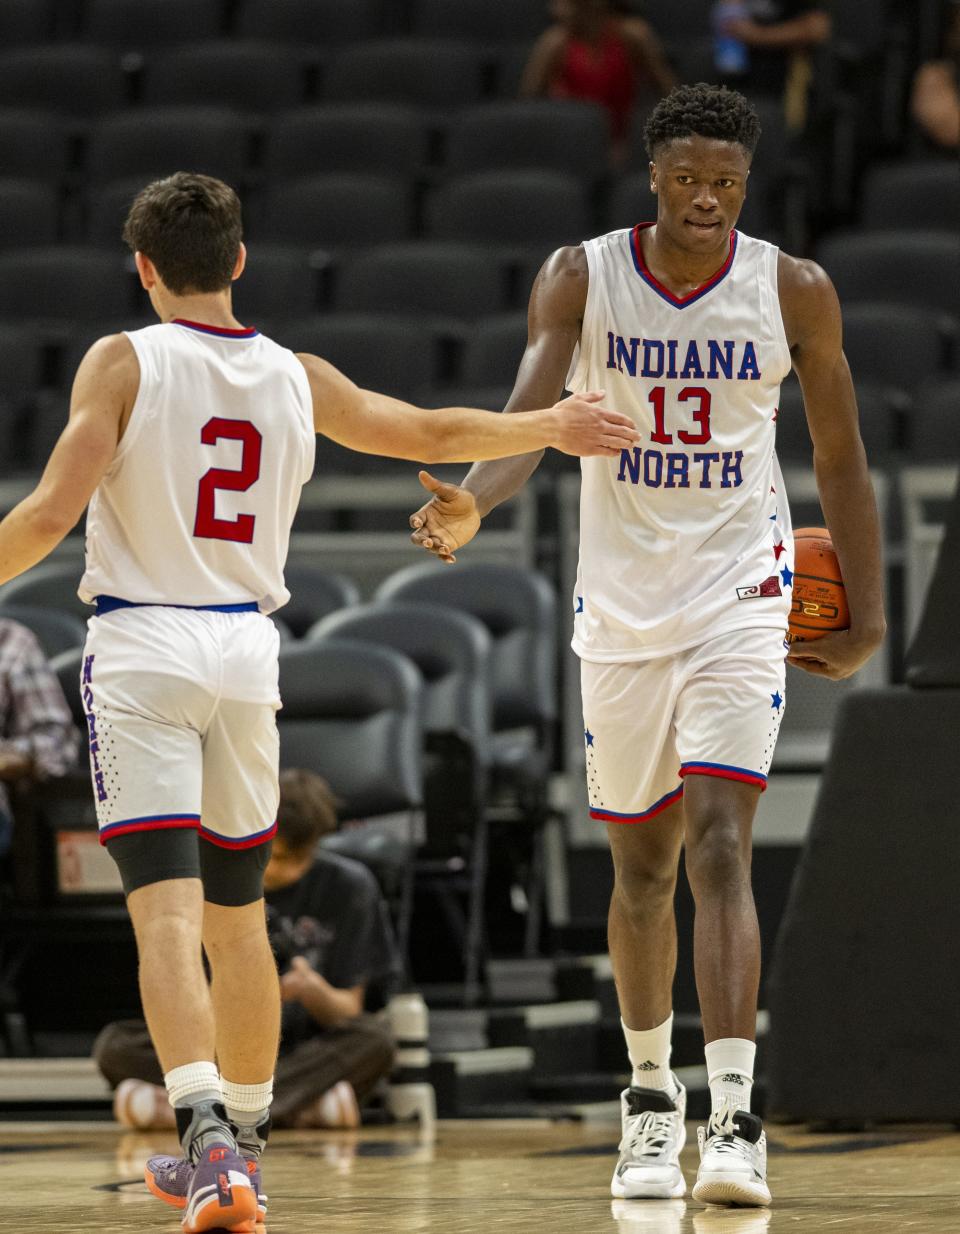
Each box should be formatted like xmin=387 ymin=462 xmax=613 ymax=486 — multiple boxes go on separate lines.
xmin=95 ymin=595 xmax=260 ymax=616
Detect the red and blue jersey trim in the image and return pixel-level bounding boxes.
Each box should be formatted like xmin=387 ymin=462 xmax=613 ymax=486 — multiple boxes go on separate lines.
xmin=99 ymin=814 xmax=277 ymax=848
xmin=679 ymin=761 xmax=767 ymax=790
xmin=630 ymin=223 xmax=738 ymax=309
xmin=199 ymin=820 xmax=278 ymax=850
xmin=172 ymin=318 xmax=258 ymax=339
xmin=590 ymin=784 xmax=684 ymax=824
xmin=99 ymin=813 xmax=201 ymax=845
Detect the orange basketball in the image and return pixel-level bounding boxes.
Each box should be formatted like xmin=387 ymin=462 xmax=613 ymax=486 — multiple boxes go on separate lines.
xmin=787 ymin=527 xmax=849 ymax=643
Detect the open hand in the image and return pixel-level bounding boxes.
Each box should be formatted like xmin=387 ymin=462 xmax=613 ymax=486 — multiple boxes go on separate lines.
xmin=409 ymin=470 xmax=481 ymax=564
xmin=279 ymin=955 xmax=314 ymax=1003
xmin=550 ymin=391 xmax=641 ymax=457
xmin=786 ymin=628 xmax=883 ymax=681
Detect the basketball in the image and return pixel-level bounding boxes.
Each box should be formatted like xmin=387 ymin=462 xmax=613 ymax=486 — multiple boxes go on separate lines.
xmin=787 ymin=527 xmax=849 ymax=642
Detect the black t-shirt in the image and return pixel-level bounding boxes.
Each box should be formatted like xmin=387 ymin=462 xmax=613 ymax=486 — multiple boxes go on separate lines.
xmin=266 ymin=851 xmax=401 ymax=1050
xmin=723 ymin=0 xmax=825 ymax=96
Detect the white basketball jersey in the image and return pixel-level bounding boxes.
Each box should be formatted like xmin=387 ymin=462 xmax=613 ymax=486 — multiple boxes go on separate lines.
xmin=79 ymin=319 xmax=316 ymax=614
xmin=568 ymin=225 xmax=794 ymax=661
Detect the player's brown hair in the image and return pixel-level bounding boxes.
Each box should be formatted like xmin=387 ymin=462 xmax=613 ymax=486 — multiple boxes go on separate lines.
xmin=276 ymin=768 xmax=341 ymax=852
xmin=122 ymin=172 xmax=243 ymax=296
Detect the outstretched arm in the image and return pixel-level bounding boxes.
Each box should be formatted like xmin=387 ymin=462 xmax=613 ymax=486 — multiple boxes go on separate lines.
xmin=0 ymin=335 xmax=135 ymax=587
xmin=299 ymin=347 xmax=635 ymax=464
xmin=725 ymin=8 xmax=830 ymax=50
xmin=779 ymin=253 xmax=886 ymax=679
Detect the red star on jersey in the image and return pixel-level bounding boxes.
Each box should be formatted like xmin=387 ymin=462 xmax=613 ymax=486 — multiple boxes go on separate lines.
xmin=773 ymin=541 xmax=786 ymax=559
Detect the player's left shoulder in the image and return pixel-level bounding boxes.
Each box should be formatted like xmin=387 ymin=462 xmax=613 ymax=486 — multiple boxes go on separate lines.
xmin=776 ymin=250 xmax=841 ymax=348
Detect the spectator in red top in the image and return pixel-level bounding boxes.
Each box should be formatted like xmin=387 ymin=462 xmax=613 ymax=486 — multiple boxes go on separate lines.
xmin=520 ymin=0 xmax=677 ymax=164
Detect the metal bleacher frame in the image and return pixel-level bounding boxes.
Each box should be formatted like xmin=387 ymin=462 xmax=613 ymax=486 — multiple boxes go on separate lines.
xmin=901 ymin=465 xmax=959 ymax=645
xmin=556 ymin=467 xmax=893 ymax=846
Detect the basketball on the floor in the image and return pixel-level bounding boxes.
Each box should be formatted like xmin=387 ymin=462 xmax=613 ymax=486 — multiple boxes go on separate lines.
xmin=787 ymin=527 xmax=850 ymax=642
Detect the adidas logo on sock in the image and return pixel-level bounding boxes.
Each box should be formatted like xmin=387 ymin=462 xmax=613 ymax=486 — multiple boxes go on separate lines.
xmin=720 ymin=1073 xmax=745 ymax=1084
xmin=634 ymin=1060 xmax=658 ymax=1071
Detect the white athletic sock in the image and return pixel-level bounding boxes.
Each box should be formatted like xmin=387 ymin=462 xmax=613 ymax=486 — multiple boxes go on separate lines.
xmin=223 ymin=1077 xmax=274 ymax=1159
xmin=705 ymin=1037 xmax=755 ymax=1118
xmin=164 ymin=1061 xmax=222 ymax=1110
xmin=622 ymin=1013 xmax=677 ymax=1096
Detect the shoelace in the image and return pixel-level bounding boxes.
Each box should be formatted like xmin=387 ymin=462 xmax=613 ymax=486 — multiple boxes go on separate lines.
xmin=707 ymin=1100 xmax=748 ymax=1157
xmin=627 ymin=1109 xmax=678 ymax=1159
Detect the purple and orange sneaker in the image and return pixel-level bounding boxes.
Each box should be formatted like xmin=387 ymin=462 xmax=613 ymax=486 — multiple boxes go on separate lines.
xmin=145 ymin=1145 xmax=257 ymax=1233
xmin=145 ymin=1152 xmax=267 ymax=1226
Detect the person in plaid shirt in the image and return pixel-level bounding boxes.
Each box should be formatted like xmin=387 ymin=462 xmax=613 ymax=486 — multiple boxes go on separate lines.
xmin=0 ymin=617 xmax=79 ymax=854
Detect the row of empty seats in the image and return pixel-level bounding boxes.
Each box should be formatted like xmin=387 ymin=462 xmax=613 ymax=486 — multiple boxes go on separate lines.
xmin=2 ymin=160 xmax=955 ymax=255
xmin=0 ymin=230 xmax=955 ymax=324
xmin=0 ymin=0 xmax=550 ymax=49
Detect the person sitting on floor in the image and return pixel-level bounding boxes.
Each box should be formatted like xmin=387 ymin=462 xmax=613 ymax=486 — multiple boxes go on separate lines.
xmin=94 ymin=768 xmax=401 ymax=1130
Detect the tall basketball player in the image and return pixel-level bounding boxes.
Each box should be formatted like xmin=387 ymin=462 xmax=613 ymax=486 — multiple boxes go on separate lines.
xmin=408 ymin=85 xmax=885 ymax=1206
xmin=0 ymin=173 xmax=638 ymax=1233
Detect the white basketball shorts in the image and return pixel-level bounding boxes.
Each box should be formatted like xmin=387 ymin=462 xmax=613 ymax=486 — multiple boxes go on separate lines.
xmin=80 ymin=604 xmax=281 ymax=849
xmin=581 ymin=626 xmax=788 ymax=824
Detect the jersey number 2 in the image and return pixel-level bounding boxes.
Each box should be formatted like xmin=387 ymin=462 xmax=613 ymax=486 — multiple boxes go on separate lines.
xmin=193 ymin=417 xmax=262 ymax=544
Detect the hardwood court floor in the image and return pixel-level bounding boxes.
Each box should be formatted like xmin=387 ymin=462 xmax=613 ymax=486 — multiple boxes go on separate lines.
xmin=4 ymin=1119 xmax=959 ymax=1233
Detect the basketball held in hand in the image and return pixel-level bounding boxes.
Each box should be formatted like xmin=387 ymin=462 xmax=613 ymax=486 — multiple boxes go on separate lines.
xmin=787 ymin=527 xmax=850 ymax=643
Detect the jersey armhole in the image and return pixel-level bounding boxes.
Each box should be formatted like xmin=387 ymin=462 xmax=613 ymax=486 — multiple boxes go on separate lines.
xmin=110 ymin=330 xmax=150 ymax=469
xmin=767 ymin=246 xmax=792 ymax=380
xmin=565 ymin=240 xmax=598 ymax=394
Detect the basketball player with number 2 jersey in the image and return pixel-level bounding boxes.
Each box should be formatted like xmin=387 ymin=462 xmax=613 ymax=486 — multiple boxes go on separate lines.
xmin=0 ymin=173 xmax=638 ymax=1233
xmin=408 ymin=85 xmax=885 ymax=1209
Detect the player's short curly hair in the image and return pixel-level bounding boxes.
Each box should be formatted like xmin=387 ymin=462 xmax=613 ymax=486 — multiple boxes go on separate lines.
xmin=644 ymin=83 xmax=761 ymax=159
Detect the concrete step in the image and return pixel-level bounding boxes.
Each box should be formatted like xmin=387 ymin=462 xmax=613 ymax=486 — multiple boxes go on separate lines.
xmin=484 ymin=958 xmax=557 ymax=1005
xmin=429 ymin=1046 xmax=533 ymax=1117
xmin=427 ymin=1008 xmax=489 ymax=1053
xmin=0 ymin=1058 xmax=111 ymax=1116
xmin=487 ymin=999 xmax=600 ymax=1075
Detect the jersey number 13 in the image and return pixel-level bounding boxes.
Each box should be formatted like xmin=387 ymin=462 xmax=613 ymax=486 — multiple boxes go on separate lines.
xmin=193 ymin=417 xmax=262 ymax=544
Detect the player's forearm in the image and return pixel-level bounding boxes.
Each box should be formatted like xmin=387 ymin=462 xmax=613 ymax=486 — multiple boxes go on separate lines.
xmin=429 ymin=406 xmax=560 ymax=464
xmin=0 ymin=496 xmax=74 ymax=588
xmin=461 ymin=452 xmax=546 ymax=518
xmin=813 ymin=451 xmax=886 ymax=642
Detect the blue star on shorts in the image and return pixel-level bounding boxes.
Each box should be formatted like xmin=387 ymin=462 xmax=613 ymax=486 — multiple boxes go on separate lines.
xmin=780 ymin=564 xmax=794 ymax=587
xmin=584 ymin=729 xmax=595 ymax=746
xmin=575 ymin=596 xmax=584 ymax=613
xmin=771 ymin=692 xmax=783 ymax=711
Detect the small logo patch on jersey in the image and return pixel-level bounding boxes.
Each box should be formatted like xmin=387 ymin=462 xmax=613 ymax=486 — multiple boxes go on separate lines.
xmin=737 ymin=576 xmax=782 ymax=601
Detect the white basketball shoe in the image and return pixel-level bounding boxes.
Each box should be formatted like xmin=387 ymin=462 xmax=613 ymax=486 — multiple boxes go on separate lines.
xmin=610 ymin=1080 xmax=687 ymax=1200
xmin=692 ymin=1100 xmax=771 ymax=1207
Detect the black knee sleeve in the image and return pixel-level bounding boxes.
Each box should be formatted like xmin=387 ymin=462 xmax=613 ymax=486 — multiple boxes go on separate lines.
xmin=199 ymin=838 xmax=272 ymax=907
xmin=106 ymin=828 xmax=201 ymax=895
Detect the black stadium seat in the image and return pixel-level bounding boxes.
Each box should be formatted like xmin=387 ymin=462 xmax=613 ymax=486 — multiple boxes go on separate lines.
xmin=264 ymin=105 xmax=429 ymax=179
xmin=85 ymin=177 xmax=155 ymax=247
xmin=142 ymin=42 xmax=308 ymax=112
xmin=0 ymin=248 xmax=134 ymax=324
xmin=446 ymin=101 xmax=608 ymax=182
xmin=0 ymin=48 xmax=127 ymax=116
xmin=908 ymin=378 xmax=960 ymax=461
xmin=257 ymin=175 xmax=412 ymax=247
xmin=427 ymin=171 xmax=591 ymax=250
xmin=276 ymin=315 xmax=436 ymax=401
xmin=413 ymin=0 xmax=544 ymax=42
xmin=840 ymin=303 xmax=949 ymax=393
xmin=0 ymin=180 xmax=59 ymax=250
xmin=336 ymin=244 xmax=507 ymax=319
xmin=816 ymin=231 xmax=960 ymax=317
xmin=0 ymin=0 xmax=54 ymax=47
xmin=774 ymin=379 xmax=897 ymax=465
xmin=81 ymin=0 xmax=224 ymax=48
xmin=0 ymin=605 xmax=88 ymax=659
xmin=325 ymin=40 xmax=487 ymax=109
xmin=461 ymin=313 xmax=527 ymax=388
xmin=85 ymin=109 xmax=251 ymax=188
xmin=860 ymin=160 xmax=960 ymax=233
xmin=231 ymin=245 xmax=319 ymax=320
xmin=0 ymin=111 xmax=71 ymax=183
xmin=236 ymin=0 xmax=386 ymax=45
xmin=0 ymin=324 xmax=45 ymax=399
xmin=0 ymin=561 xmax=90 ymax=622
xmin=279 ymin=564 xmax=359 ymax=637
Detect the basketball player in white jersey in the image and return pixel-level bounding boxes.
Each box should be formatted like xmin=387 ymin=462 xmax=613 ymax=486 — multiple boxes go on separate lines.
xmin=408 ymin=85 xmax=886 ymax=1206
xmin=0 ymin=173 xmax=639 ymax=1232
